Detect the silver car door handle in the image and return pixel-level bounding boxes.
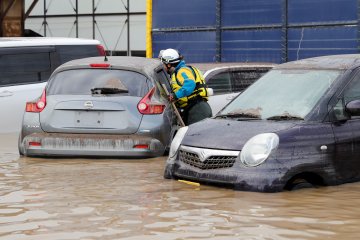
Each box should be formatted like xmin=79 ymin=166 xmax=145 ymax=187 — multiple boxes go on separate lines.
xmin=0 ymin=90 xmax=13 ymax=97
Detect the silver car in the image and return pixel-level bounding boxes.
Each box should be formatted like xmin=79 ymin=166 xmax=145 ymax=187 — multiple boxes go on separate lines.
xmin=18 ymin=56 xmax=177 ymax=158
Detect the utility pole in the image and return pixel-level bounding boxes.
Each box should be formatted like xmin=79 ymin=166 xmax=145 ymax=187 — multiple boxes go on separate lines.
xmin=92 ymin=0 xmax=95 ymax=39
xmin=75 ymin=0 xmax=78 ymax=37
xmin=43 ymin=0 xmax=47 ymax=36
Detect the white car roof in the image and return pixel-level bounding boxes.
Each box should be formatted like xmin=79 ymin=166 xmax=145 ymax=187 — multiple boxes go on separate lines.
xmin=203 ymin=64 xmax=276 ymax=78
xmin=0 ymin=37 xmax=101 ymax=47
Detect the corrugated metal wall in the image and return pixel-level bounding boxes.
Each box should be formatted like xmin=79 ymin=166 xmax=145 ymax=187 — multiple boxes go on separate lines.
xmin=152 ymin=0 xmax=359 ymax=63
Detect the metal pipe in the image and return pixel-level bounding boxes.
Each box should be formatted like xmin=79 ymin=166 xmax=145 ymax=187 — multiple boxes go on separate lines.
xmin=25 ymin=0 xmax=39 ymax=19
xmin=92 ymin=0 xmax=95 ymax=39
xmin=127 ymin=0 xmax=130 ymax=56
xmin=152 ymin=27 xmax=216 ymax=33
xmin=75 ymin=0 xmax=78 ymax=37
xmin=28 ymin=12 xmax=145 ymax=18
xmin=43 ymin=0 xmax=47 ymax=36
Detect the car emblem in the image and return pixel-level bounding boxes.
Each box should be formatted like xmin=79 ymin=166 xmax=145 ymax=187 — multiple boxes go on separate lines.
xmin=198 ymin=150 xmax=208 ymax=162
xmin=84 ymin=101 xmax=94 ymax=109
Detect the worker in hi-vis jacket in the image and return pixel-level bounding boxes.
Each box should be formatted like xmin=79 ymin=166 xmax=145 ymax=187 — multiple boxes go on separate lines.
xmin=159 ymin=48 xmax=212 ymax=125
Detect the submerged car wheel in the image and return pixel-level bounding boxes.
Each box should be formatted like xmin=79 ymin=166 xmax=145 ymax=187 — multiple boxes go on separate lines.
xmin=288 ymin=178 xmax=314 ymax=191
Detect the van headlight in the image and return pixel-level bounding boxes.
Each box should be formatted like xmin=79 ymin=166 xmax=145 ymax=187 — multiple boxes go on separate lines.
xmin=169 ymin=126 xmax=189 ymax=159
xmin=240 ymin=133 xmax=279 ymax=167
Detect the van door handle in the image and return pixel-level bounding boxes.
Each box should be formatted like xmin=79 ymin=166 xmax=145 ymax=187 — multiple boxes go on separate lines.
xmin=0 ymin=90 xmax=13 ymax=97
xmin=226 ymin=95 xmax=235 ymax=100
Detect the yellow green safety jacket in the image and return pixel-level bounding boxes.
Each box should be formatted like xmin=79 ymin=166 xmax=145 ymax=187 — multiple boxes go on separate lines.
xmin=171 ymin=61 xmax=208 ymax=108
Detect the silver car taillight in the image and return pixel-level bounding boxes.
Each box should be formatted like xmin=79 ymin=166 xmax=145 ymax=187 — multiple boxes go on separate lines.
xmin=25 ymin=89 xmax=47 ymax=113
xmin=137 ymin=87 xmax=165 ymax=114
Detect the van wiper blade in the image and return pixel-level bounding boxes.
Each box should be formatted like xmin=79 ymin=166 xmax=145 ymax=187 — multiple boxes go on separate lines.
xmin=267 ymin=114 xmax=303 ymax=120
xmin=216 ymin=113 xmax=261 ymax=119
xmin=91 ymin=87 xmax=128 ymax=94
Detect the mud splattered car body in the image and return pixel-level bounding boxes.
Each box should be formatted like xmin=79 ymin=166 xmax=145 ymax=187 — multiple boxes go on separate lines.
xmin=165 ymin=54 xmax=360 ymax=192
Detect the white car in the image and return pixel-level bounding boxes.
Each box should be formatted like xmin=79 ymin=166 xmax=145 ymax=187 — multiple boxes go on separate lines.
xmin=0 ymin=37 xmax=105 ymax=133
xmin=193 ymin=62 xmax=276 ymax=114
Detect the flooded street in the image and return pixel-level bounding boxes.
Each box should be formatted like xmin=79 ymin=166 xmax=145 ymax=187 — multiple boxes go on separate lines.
xmin=1 ymin=133 xmax=360 ymax=239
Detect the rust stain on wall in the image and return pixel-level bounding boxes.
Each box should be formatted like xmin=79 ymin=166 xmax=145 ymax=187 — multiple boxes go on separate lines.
xmin=0 ymin=0 xmax=24 ymax=37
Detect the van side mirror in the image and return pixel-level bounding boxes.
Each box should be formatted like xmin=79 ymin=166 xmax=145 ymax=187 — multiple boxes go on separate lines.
xmin=346 ymin=99 xmax=360 ymax=116
xmin=207 ymin=88 xmax=214 ymax=96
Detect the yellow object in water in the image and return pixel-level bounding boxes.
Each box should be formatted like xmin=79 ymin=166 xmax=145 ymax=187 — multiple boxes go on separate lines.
xmin=178 ymin=179 xmax=200 ymax=186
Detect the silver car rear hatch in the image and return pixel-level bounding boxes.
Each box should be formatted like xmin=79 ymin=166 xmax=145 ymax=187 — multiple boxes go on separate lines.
xmin=39 ymin=68 xmax=151 ymax=134
xmin=40 ymin=96 xmax=142 ymax=134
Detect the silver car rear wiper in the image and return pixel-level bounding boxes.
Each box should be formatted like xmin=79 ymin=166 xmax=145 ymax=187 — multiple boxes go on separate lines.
xmin=91 ymin=87 xmax=129 ymax=95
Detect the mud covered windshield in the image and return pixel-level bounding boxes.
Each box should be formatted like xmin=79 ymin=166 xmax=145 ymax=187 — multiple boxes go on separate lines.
xmin=219 ymin=69 xmax=342 ymax=120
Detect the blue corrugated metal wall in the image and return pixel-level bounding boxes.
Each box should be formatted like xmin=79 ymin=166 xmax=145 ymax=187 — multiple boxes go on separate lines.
xmin=152 ymin=0 xmax=359 ymax=63
xmin=152 ymin=0 xmax=216 ymax=62
xmin=152 ymin=0 xmax=215 ymax=28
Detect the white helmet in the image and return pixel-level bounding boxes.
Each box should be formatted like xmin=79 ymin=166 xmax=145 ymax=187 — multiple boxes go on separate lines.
xmin=160 ymin=48 xmax=181 ymax=64
xmin=158 ymin=49 xmax=164 ymax=59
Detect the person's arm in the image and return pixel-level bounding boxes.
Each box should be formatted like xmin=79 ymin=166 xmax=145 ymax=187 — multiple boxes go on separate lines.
xmin=174 ymin=68 xmax=196 ymax=99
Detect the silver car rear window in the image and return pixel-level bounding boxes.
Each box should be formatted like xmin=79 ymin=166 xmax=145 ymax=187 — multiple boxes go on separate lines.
xmin=47 ymin=69 xmax=150 ymax=97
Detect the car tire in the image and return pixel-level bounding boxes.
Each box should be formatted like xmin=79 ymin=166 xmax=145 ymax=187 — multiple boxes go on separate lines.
xmin=163 ymin=164 xmax=174 ymax=179
xmin=18 ymin=135 xmax=25 ymax=156
xmin=163 ymin=148 xmax=169 ymax=156
xmin=289 ymin=178 xmax=314 ymax=191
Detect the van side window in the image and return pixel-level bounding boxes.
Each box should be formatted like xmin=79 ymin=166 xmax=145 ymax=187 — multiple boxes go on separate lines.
xmin=231 ymin=69 xmax=268 ymax=92
xmin=0 ymin=52 xmax=51 ymax=86
xmin=206 ymin=72 xmax=231 ymax=94
xmin=56 ymin=45 xmax=100 ymax=63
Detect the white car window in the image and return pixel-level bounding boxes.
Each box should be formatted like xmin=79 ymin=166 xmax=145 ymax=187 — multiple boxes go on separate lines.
xmin=231 ymin=68 xmax=270 ymax=92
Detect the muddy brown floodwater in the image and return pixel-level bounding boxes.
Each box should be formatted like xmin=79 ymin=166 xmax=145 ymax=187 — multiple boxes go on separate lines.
xmin=1 ymin=133 xmax=360 ymax=240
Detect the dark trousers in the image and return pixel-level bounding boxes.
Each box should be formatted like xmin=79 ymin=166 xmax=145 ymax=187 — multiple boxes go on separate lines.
xmin=181 ymin=100 xmax=212 ymax=125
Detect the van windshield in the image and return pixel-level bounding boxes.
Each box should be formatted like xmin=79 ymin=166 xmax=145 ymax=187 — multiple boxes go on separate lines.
xmin=219 ymin=69 xmax=342 ymax=120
